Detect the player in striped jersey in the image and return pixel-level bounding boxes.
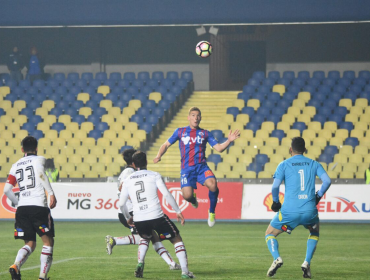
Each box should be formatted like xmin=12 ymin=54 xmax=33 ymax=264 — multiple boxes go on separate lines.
xmin=153 ymin=107 xmax=240 ymax=227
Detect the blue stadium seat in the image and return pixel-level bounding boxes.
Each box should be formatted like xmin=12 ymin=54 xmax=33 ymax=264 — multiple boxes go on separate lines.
xmin=61 ymin=79 xmax=73 ymax=88
xmin=146 ymin=115 xmax=159 ymax=125
xmin=318 ymin=106 xmax=332 ymax=118
xmin=147 ymin=79 xmax=159 ymax=89
xmin=111 ymin=87 xmax=124 ymax=95
xmin=19 ymin=79 xmax=31 ymax=89
xmin=167 ymin=71 xmax=179 ymax=80
xmin=307 ymin=78 xmax=320 ymax=87
xmin=343 ymin=92 xmax=357 ymax=103
xmin=252 ymin=92 xmax=265 ymax=102
xmin=41 ymin=86 xmax=53 ymax=96
xmin=313 ymin=71 xmax=325 ymax=81
xmin=64 ymin=94 xmax=76 ymax=104
xmin=91 ymin=93 xmax=104 ymax=103
xmin=28 ymin=87 xmax=39 ymax=95
xmin=317 ymin=85 xmax=331 ymax=94
xmin=96 ymin=122 xmax=109 ymax=132
xmin=69 ymin=86 xmax=81 ymax=96
xmin=292 ymin=78 xmax=305 ymax=88
xmin=248 ymin=78 xmax=260 ymax=87
xmin=64 ymin=108 xmax=78 ymax=117
xmin=360 ymin=92 xmax=370 ymax=101
xmin=277 ymin=99 xmax=291 ymax=111
xmin=72 ymin=115 xmax=85 ymax=125
xmin=117 ymin=79 xmax=130 ymax=89
xmin=171 ymin=86 xmax=182 ymax=96
xmin=181 ymin=71 xmax=193 ymax=82
xmin=268 ymin=92 xmax=280 ymax=103
xmin=88 ymin=130 xmax=102 ymax=140
xmin=135 ymin=93 xmax=147 ymax=104
xmin=144 ymin=100 xmax=156 ymax=110
xmin=176 ymin=79 xmax=188 ymax=89
xmin=152 ymin=107 xmax=164 ymax=118
xmin=104 ymin=80 xmax=116 ymax=89
xmin=311 ymin=92 xmax=326 ymax=103
xmin=126 ymin=86 xmax=139 ymax=96
xmin=136 ymin=108 xmax=149 ymax=118
xmin=226 ymin=107 xmax=239 ymax=118
xmin=343 ymin=71 xmax=355 ymax=81
xmin=329 ymin=92 xmax=341 ymax=104
xmin=139 ymin=123 xmax=152 ymax=133
xmin=155 ymin=85 xmax=168 ymax=95
xmin=312 ymin=114 xmax=327 ymax=125
xmin=105 ymin=93 xmax=119 ymax=103
xmin=140 ymin=86 xmax=152 ymax=97
xmin=359 ymin=70 xmax=370 ymax=81
xmin=81 ymin=72 xmax=93 ymax=81
xmin=322 ymin=78 xmax=336 ymax=87
xmin=5 ymin=94 xmax=18 ymax=102
xmin=328 ymin=71 xmax=340 ymax=80
xmin=238 ymin=92 xmax=251 ymax=102
xmin=131 ymin=115 xmax=144 ymax=125
xmin=70 ymin=101 xmax=83 ymax=111
xmin=5 ymin=79 xmax=17 ymax=89
xmin=56 ymin=100 xmax=70 ymax=111
xmin=120 ymin=145 xmax=134 ymax=152
xmin=292 ymin=122 xmax=306 ymax=133
xmin=252 ymin=71 xmax=265 ymax=81
xmin=0 ymin=73 xmax=11 ymax=83
xmin=158 ymin=100 xmax=170 ymax=110
xmin=344 ymin=137 xmax=359 ymax=148
xmin=261 ymin=100 xmax=275 ymax=110
xmin=332 ymin=85 xmax=346 ymax=95
xmin=67 ymin=72 xmax=79 ymax=82
xmin=297 ymin=71 xmax=310 ymax=81
xmin=124 ymin=72 xmax=136 ymax=81
xmin=29 ymin=115 xmax=43 ymax=125
xmin=131 ymin=80 xmax=143 ymax=89
xmin=338 ymin=78 xmax=351 ymax=87
xmin=207 ymin=154 xmax=222 ymax=165
xmin=87 ymin=115 xmax=101 ymax=125
xmin=340 ymin=122 xmax=354 ymax=131
xmin=109 ymin=72 xmax=122 ymax=81
xmin=120 ymin=92 xmax=132 ymax=103
xmin=161 ymin=79 xmax=173 ymax=89
xmin=282 ymin=71 xmax=295 ymax=80
xmin=348 ymin=85 xmax=362 ymax=94
xmin=55 ymin=86 xmax=67 ymax=96
xmin=258 ymin=85 xmax=271 ymax=95
xmin=32 ymin=130 xmax=44 ymax=140
xmin=54 ymin=73 xmax=65 ymax=83
xmin=334 ymin=106 xmax=348 ymax=118
xmin=245 ymin=122 xmax=260 ymax=133
xmin=307 ymin=99 xmax=321 ymax=109
xmin=138 ymin=71 xmax=150 ymax=81
xmin=353 ymin=78 xmax=366 ymax=87
xmin=327 ymin=114 xmax=343 ymax=125
xmin=243 ymin=85 xmax=256 ymax=94
xmin=95 ymin=72 xmax=107 ymax=81
xmin=22 ymin=122 xmax=36 ymax=132
xmin=255 ymin=154 xmax=269 ymax=165
xmin=241 ymin=106 xmax=255 ymax=117
xmin=89 ymin=79 xmax=102 ymax=89
xmin=265 ymin=114 xmax=281 ymax=125
xmin=247 ymin=162 xmax=263 ymax=174
xmin=20 ymin=108 xmax=34 ymax=118
xmin=115 ymin=100 xmax=127 ymax=110
xmin=268 ymin=71 xmax=280 ymax=81
xmin=94 ymin=107 xmax=107 ymax=117
xmin=85 ymin=101 xmax=99 ymax=111
xmin=75 ymin=79 xmax=87 ymax=89
xmin=282 ymin=92 xmax=295 ymax=102
xmin=318 ymin=154 xmax=333 ymax=165
xmin=28 ymin=100 xmax=41 ymax=110
xmin=303 ymin=85 xmax=317 ymax=93
xmin=50 ymin=108 xmax=64 ymax=117
xmin=271 ymin=130 xmax=285 ymax=141
xmin=256 ymin=107 xmax=270 ymax=118
xmin=13 ymin=87 xmax=24 ymax=95
xmin=51 ymin=122 xmax=66 ymax=132
xmin=323 ymin=145 xmax=338 ymax=156
xmin=211 ymin=130 xmax=223 ymax=141
xmin=271 ymin=107 xmax=285 ymax=117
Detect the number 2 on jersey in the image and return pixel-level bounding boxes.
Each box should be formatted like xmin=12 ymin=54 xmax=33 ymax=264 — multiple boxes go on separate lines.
xmin=298 ymin=169 xmax=304 ymax=191
xmin=135 ymin=181 xmax=147 ymax=203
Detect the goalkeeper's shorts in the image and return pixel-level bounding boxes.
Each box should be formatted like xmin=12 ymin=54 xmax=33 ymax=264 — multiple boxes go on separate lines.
xmin=270 ymin=209 xmax=319 ymax=233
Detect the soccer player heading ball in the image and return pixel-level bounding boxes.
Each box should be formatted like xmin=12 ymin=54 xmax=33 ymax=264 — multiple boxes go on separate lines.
xmin=153 ymin=107 xmax=240 ymax=227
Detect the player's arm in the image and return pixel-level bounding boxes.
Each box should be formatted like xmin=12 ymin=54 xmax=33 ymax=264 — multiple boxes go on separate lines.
xmin=315 ymin=164 xmax=332 ymax=204
xmin=270 ymin=162 xmax=285 ymax=212
xmin=4 ymin=174 xmax=18 ymax=206
xmin=156 ymin=174 xmax=185 ymax=225
xmin=212 ymin=130 xmax=240 ymax=153
xmin=118 ymin=184 xmax=130 ymax=219
xmin=38 ymin=158 xmax=57 ymax=209
xmin=153 ymin=141 xmax=172 ymax=164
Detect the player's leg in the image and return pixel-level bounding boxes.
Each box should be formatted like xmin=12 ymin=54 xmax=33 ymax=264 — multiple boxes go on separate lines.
xmin=10 ymin=240 xmax=35 ymax=280
xmin=133 ymin=220 xmax=154 ymax=278
xmin=181 ymin=169 xmax=198 ymax=207
xmin=198 ymin=165 xmax=218 ymax=227
xmin=302 ymin=215 xmax=320 ymax=279
xmin=151 ymin=231 xmax=180 ymax=270
xmin=265 ymin=216 xmax=284 ymax=277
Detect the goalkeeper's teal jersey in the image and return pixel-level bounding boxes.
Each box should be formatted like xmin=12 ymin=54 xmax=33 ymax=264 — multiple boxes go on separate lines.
xmin=273 ymin=155 xmax=326 ymax=213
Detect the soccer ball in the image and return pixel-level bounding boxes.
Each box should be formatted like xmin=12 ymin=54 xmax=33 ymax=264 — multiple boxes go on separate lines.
xmin=196 ymin=41 xmax=212 ymax=58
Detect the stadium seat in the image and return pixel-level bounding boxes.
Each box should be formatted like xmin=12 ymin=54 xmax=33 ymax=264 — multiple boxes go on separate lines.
xmin=247 ymin=99 xmax=260 ymax=110
xmin=339 ymin=171 xmax=354 ymax=179
xmin=348 ymin=154 xmax=363 ymax=164
xmin=247 ymin=162 xmax=263 ymax=174
xmin=272 ymin=85 xmax=285 ymax=96
xmin=243 ymin=147 xmax=257 ymax=158
xmin=344 ymin=137 xmax=359 ymax=148
xmin=281 ymin=114 xmax=295 ymax=126
xmin=335 ymin=129 xmax=349 ymax=140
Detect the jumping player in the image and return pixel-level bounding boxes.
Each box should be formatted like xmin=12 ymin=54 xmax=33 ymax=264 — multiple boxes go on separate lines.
xmin=4 ymin=136 xmax=57 ymax=280
xmin=105 ymin=149 xmax=180 ymax=270
xmin=153 ymin=107 xmax=240 ymax=227
xmin=119 ymin=151 xmax=194 ymax=279
xmin=265 ymin=137 xmax=331 ymax=278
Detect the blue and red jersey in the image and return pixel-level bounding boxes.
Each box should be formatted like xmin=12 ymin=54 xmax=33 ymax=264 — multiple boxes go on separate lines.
xmin=168 ymin=126 xmax=218 ymax=170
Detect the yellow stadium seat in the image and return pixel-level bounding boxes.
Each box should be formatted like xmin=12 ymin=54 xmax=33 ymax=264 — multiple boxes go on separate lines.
xmin=354 ymin=122 xmax=368 ymax=131
xmin=269 ymin=154 xmax=284 ymax=164
xmin=73 ymin=130 xmax=87 ymax=139
xmin=342 ymin=163 xmax=358 ymax=173
xmin=339 ymin=99 xmax=352 ymax=110
xmin=249 ymin=137 xmax=264 ymax=148
xmin=206 ymin=162 xmax=215 ymax=171
xmin=0 ymin=100 xmax=12 ymax=110
xmin=312 ymin=137 xmax=327 ymax=149
xmin=0 ymin=123 xmax=5 ymax=132
xmin=302 ymin=106 xmax=316 ymax=118
xmin=213 ymin=170 xmax=225 ymax=179
xmin=122 ymin=107 xmax=136 ymax=118
xmin=265 ymin=137 xmax=279 ymax=149
xmin=60 ymin=146 xmax=75 ymax=156
xmin=261 ymin=122 xmax=275 ymax=133
xmin=349 ymin=106 xmax=363 ymax=116
xmin=232 ymin=164 xmax=247 ymax=175
xmin=77 ymin=93 xmax=90 ymax=104
xmin=0 ymin=86 xmax=11 ymax=97
xmin=217 ymin=122 xmax=229 ymax=134
xmin=97 ymin=138 xmax=110 ymax=147
xmin=84 ymin=154 xmax=98 ymax=165
xmin=220 ymin=114 xmax=235 ymax=125
xmin=345 ymin=114 xmax=359 ymax=124
xmin=255 ymin=130 xmax=269 ymax=140
xmin=97 ymin=85 xmax=110 ymax=96
xmin=58 ymin=115 xmax=72 ymax=125
xmin=243 ymin=147 xmax=258 ymax=157
xmin=44 ymin=146 xmax=60 ymax=157
xmin=59 ymin=130 xmax=73 ymax=140
xmin=13 ymin=100 xmax=26 ymax=112
xmin=296 ymin=114 xmax=311 ymax=125
xmin=68 ymin=139 xmax=81 ymax=149
xmin=329 ymin=137 xmax=343 ymax=148
xmin=133 ymin=130 xmax=146 ymax=142
xmin=80 ymin=122 xmax=94 ymax=133
xmin=66 ymin=122 xmax=79 ymax=131
xmin=298 ymin=91 xmax=311 ymax=103
xmin=328 ymin=163 xmax=342 ymax=173
xmin=335 ymin=129 xmax=349 ymax=140
xmin=44 ymin=130 xmax=58 ymax=140
xmin=128 ymin=100 xmax=141 ymax=111
xmin=323 ymin=122 xmax=337 ymax=133
xmin=68 ymin=171 xmax=82 ymax=178
xmin=228 ymin=146 xmax=243 ymax=156
xmin=359 ymin=114 xmax=370 ymax=124
xmin=354 ymin=98 xmax=368 ymax=108
xmin=9 ymin=137 xmax=23 ymax=147
xmin=35 ymin=107 xmax=48 ymax=118
xmin=358 ymin=163 xmax=369 ymax=173
xmin=53 ymin=138 xmax=66 ymax=147
xmin=106 ymin=162 xmax=121 ymax=176
xmin=355 ymin=145 xmax=368 ymax=155
xmin=100 ymin=100 xmax=113 ymax=110
xmin=6 ymin=108 xmax=19 ymax=118
xmin=264 ymin=162 xmax=278 ymax=173
xmin=339 ymin=171 xmax=354 ymax=179
xmin=240 ymin=129 xmax=254 ymax=140
xmin=355 ymin=172 xmax=365 ymax=179
xmin=281 ymin=114 xmax=295 ymax=125
xmin=103 ymin=130 xmax=118 ymax=140
xmin=76 ymin=162 xmax=90 ymax=173
xmin=108 ymin=107 xmax=122 ymax=116
xmin=227 ymin=171 xmax=241 ymax=178
xmin=126 ymin=138 xmax=141 ymax=148
xmin=74 ymin=144 xmax=88 ymax=156
xmin=276 ymin=122 xmax=290 ymax=133
xmin=39 ymin=138 xmax=52 ymax=147
xmin=238 ymin=154 xmax=253 ymax=165
xmin=43 ymin=116 xmax=56 ymax=127
xmin=246 ymin=99 xmax=260 ymax=110
xmin=110 ymin=121 xmax=124 ymax=132
xmin=91 ymin=163 xmax=106 ymax=175
xmin=292 ymin=99 xmax=305 ymax=109
xmin=242 ymin=171 xmax=257 ymax=178
xmin=258 ymin=171 xmax=273 ymax=179
xmin=272 ymin=85 xmax=285 ymax=96
xmin=236 ymin=114 xmax=249 ymax=125
xmin=286 ymin=129 xmax=301 ymax=139
xmin=149 ymin=92 xmax=162 ymax=103
xmin=365 ymin=154 xmax=370 ymax=163
xmin=80 ymin=138 xmax=96 ymax=148
xmin=364 ymin=107 xmax=370 ymax=115
xmin=1 ymin=146 xmax=15 ymax=157
xmin=333 ymin=154 xmax=348 ymax=164
xmin=112 ymin=138 xmax=126 ymax=148
xmin=348 ymin=154 xmax=363 ymax=164
xmin=307 ymin=121 xmax=322 ymax=132
xmin=222 ymin=154 xmax=237 ymax=164
xmin=101 ymin=115 xmax=115 ymax=125
xmin=338 ymin=145 xmax=353 ymax=156
xmin=62 ymin=163 xmax=76 ymax=173
xmin=125 ymin=122 xmax=138 ymax=132
xmin=232 ymin=99 xmax=244 ymax=110
xmin=107 ymin=146 xmax=120 ymax=156
xmin=230 ymin=122 xmax=244 ymax=131
xmin=90 ymin=146 xmax=104 ymax=157
xmin=14 ymin=115 xmax=28 ymax=126
xmin=302 ymin=129 xmax=316 ymax=143
xmin=350 ymin=129 xmax=364 ymax=141
xmin=281 ymin=137 xmax=292 ymax=147
xmin=42 ymin=100 xmax=55 ymax=111
xmin=0 ymin=154 xmax=7 ymax=165
xmin=7 ymin=123 xmax=20 ymax=133
xmin=100 ymin=154 xmax=113 ymax=165
xmin=217 ymin=162 xmax=231 ymax=172
xmin=259 ymin=146 xmax=274 ymax=156
xmin=54 ymin=154 xmax=67 ymax=166
xmin=79 ymin=107 xmax=92 ymax=118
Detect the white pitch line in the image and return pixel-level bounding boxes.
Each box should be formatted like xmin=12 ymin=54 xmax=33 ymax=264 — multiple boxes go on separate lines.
xmin=0 ymin=257 xmax=84 ymax=275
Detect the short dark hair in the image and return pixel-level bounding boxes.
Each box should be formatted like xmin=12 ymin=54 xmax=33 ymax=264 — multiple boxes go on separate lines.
xmin=291 ymin=137 xmax=306 ymax=154
xmin=188 ymin=107 xmax=201 ymax=115
xmin=21 ymin=136 xmax=38 ymax=153
xmin=132 ymin=151 xmax=147 ymax=169
xmin=45 ymin=158 xmax=55 ymax=169
xmin=122 ymin=148 xmax=136 ymax=165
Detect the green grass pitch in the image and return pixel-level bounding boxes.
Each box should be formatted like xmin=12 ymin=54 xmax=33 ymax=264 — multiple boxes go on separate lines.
xmin=0 ymin=221 xmax=369 ymax=279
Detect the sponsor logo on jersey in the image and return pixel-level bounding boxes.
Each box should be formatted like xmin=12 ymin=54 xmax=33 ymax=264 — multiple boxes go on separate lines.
xmin=162 ymin=187 xmax=189 ymax=213
xmin=263 ymin=192 xmax=285 ymax=212
xmin=181 ymin=136 xmax=204 ymax=145
xmin=1 ymin=187 xmax=20 ymax=213
xmin=204 ymin=170 xmax=214 ymax=177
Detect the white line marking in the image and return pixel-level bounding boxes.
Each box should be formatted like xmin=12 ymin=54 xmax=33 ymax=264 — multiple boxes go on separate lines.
xmin=0 ymin=257 xmax=84 ymax=275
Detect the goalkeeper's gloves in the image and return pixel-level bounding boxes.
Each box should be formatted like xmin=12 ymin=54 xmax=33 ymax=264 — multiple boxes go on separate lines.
xmin=315 ymin=191 xmax=322 ymax=205
xmin=271 ymin=201 xmax=281 ymax=212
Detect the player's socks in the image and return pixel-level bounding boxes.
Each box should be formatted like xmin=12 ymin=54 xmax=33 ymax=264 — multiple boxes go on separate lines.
xmin=138 ymin=239 xmax=149 ymax=263
xmin=153 ymin=242 xmax=176 ymax=266
xmin=305 ymin=233 xmax=319 ymax=264
xmin=208 ymin=188 xmax=219 ymax=214
xmin=174 ymin=242 xmax=188 ymax=274
xmin=39 ymin=246 xmax=53 ymax=279
xmin=14 ymin=245 xmax=32 ymax=269
xmin=115 ymin=234 xmax=140 ymax=245
xmin=265 ymin=234 xmax=280 ymax=260
xmin=188 ymin=194 xmax=197 ymax=205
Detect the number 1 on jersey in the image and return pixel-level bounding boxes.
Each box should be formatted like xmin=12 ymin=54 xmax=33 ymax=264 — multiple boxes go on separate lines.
xmin=298 ymin=169 xmax=304 ymax=191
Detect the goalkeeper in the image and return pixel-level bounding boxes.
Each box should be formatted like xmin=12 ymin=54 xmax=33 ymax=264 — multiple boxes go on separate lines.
xmin=264 ymin=137 xmax=331 ymax=279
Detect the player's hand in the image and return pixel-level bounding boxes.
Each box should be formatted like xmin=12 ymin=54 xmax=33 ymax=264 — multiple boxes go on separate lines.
xmin=153 ymin=157 xmax=161 ymax=164
xmin=127 ymin=217 xmax=134 ymax=227
xmin=315 ymin=191 xmax=322 ymax=205
xmin=271 ymin=201 xmax=281 ymax=212
xmin=228 ymin=130 xmax=240 ymax=142
xmin=49 ymin=195 xmax=57 ymax=209
xmin=176 ymin=213 xmax=185 ymax=226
